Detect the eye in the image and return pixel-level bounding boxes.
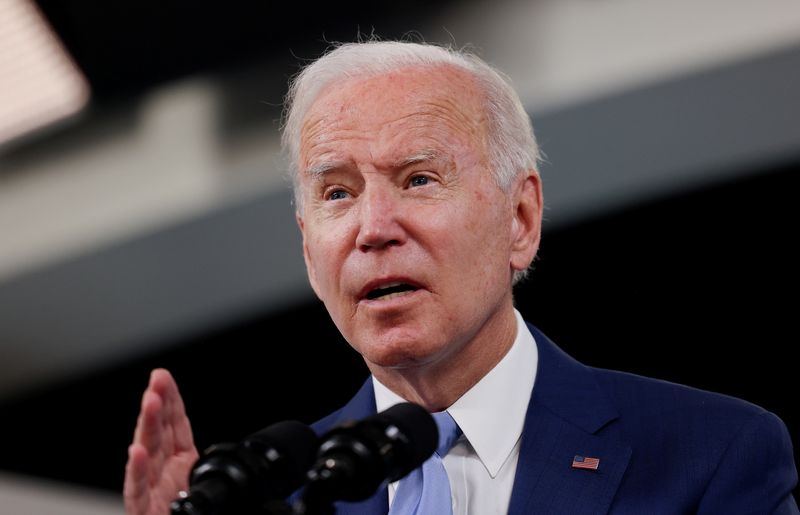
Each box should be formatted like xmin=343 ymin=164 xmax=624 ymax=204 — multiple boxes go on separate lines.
xmin=327 ymin=189 xmax=349 ymax=201
xmin=408 ymin=175 xmax=430 ymax=187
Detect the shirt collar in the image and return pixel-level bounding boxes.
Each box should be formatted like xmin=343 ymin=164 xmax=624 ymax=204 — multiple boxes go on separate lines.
xmin=373 ymin=309 xmax=538 ymax=477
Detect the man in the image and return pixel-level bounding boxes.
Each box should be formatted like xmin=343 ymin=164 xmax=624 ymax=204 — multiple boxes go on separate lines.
xmin=124 ymin=41 xmax=798 ymax=515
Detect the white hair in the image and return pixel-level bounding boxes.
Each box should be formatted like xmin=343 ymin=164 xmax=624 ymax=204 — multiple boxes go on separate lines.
xmin=281 ymin=40 xmax=540 ymax=284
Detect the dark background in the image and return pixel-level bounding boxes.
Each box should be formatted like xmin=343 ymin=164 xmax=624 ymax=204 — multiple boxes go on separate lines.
xmin=33 ymin=0 xmax=452 ymax=105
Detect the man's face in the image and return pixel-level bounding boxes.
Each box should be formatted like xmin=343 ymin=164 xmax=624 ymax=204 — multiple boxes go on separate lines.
xmin=296 ymin=65 xmax=540 ymax=376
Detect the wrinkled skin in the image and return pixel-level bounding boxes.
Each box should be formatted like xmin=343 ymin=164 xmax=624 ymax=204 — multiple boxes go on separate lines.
xmin=296 ymin=65 xmax=542 ymax=409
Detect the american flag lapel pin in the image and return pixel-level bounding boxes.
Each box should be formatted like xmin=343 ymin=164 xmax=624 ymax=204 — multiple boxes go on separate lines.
xmin=571 ymin=455 xmax=600 ymax=471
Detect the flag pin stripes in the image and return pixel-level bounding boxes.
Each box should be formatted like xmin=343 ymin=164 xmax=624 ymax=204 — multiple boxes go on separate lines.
xmin=571 ymin=455 xmax=600 ymax=471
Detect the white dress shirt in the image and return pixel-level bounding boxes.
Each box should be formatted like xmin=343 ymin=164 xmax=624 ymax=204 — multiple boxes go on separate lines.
xmin=373 ymin=309 xmax=538 ymax=514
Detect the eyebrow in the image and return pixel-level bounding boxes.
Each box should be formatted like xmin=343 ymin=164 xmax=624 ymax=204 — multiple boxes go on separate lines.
xmin=394 ymin=149 xmax=441 ymax=168
xmin=305 ymin=161 xmax=345 ymax=179
xmin=304 ymin=149 xmax=443 ymax=179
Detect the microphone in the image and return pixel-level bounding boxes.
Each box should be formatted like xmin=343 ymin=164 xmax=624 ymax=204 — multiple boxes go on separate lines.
xmin=170 ymin=420 xmax=318 ymax=515
xmin=295 ymin=402 xmax=437 ymax=514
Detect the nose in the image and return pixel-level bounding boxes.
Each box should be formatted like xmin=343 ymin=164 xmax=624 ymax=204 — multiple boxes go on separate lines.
xmin=355 ymin=185 xmax=406 ymax=251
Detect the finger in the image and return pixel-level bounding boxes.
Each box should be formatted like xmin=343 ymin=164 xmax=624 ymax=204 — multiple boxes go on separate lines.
xmin=132 ymin=371 xmax=166 ymax=445
xmin=123 ymin=443 xmax=151 ymax=515
xmin=137 ymin=389 xmax=166 ymax=456
xmin=149 ymin=368 xmax=195 ymax=452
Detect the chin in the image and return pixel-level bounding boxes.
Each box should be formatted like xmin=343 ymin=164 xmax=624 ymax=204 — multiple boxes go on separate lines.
xmin=357 ymin=336 xmax=440 ymax=370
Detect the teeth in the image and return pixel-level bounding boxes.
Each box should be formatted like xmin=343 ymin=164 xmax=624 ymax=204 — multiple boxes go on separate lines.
xmin=374 ymin=282 xmax=404 ymax=291
xmin=365 ymin=282 xmax=418 ymax=300
xmin=379 ymin=290 xmax=413 ymax=300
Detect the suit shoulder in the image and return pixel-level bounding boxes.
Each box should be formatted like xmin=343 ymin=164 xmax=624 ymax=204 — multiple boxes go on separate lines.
xmin=590 ymin=366 xmax=772 ymax=431
xmin=589 ymin=367 xmax=797 ymax=507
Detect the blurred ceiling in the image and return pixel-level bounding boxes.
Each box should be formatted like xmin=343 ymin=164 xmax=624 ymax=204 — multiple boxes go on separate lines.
xmin=33 ymin=0 xmax=445 ymax=102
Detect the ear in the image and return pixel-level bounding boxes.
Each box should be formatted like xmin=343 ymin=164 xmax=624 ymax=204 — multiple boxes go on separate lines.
xmin=296 ymin=212 xmax=322 ymax=299
xmin=510 ymin=171 xmax=543 ymax=272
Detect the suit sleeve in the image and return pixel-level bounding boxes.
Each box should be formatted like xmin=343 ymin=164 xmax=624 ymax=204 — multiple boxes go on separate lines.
xmin=697 ymin=410 xmax=799 ymax=515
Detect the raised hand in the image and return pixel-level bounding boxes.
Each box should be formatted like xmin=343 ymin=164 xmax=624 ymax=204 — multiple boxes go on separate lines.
xmin=123 ymin=369 xmax=199 ymax=515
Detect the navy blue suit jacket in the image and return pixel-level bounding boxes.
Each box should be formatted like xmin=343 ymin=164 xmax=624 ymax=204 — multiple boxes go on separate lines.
xmin=310 ymin=323 xmax=799 ymax=514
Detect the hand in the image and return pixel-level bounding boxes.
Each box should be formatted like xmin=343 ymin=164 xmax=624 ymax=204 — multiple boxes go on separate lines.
xmin=124 ymin=369 xmax=199 ymax=515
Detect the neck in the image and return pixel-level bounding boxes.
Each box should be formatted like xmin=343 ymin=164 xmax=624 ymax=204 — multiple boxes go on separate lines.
xmin=368 ymin=305 xmax=518 ymax=411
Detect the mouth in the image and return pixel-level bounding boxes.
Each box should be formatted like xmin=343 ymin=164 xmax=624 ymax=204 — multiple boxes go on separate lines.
xmin=361 ymin=280 xmax=421 ymax=301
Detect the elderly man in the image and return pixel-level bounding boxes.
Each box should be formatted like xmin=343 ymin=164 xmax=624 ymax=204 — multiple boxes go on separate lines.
xmin=124 ymin=41 xmax=798 ymax=515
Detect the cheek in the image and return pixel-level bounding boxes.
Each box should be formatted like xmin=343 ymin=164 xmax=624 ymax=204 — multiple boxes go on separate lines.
xmin=306 ymin=232 xmax=340 ymax=290
xmin=466 ymin=195 xmax=513 ymax=275
xmin=432 ymin=209 xmax=505 ymax=281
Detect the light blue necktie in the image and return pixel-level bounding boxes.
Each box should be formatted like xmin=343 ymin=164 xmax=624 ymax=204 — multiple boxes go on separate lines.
xmin=389 ymin=411 xmax=462 ymax=515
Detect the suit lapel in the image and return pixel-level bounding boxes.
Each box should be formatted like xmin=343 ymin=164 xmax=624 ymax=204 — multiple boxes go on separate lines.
xmin=508 ymin=325 xmax=631 ymax=515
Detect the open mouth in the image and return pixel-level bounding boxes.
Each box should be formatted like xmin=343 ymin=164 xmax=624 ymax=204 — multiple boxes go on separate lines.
xmin=365 ymin=282 xmax=419 ymax=301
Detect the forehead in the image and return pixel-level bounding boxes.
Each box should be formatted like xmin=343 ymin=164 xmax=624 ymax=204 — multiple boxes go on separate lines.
xmin=299 ymin=65 xmax=488 ymax=167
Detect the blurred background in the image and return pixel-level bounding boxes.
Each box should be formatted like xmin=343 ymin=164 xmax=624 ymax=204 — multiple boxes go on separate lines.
xmin=1 ymin=0 xmax=799 ymax=512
